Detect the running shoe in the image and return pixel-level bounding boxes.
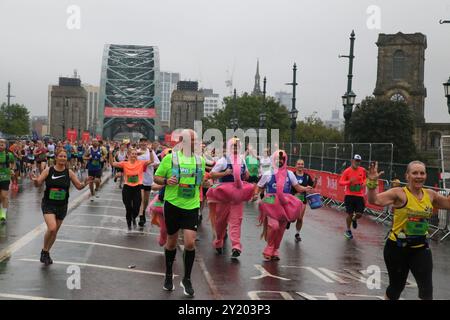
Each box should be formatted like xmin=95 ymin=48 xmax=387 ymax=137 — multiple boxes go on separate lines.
xmin=263 ymin=254 xmax=271 ymax=261
xmin=138 ymin=215 xmax=146 ymax=227
xmin=231 ymin=249 xmax=241 ymax=260
xmin=132 ymin=219 xmax=137 ymax=229
xmin=215 ymin=247 xmax=223 ymax=255
xmin=344 ymin=230 xmax=353 ymax=239
xmin=40 ymin=250 xmax=53 ymax=266
xmin=163 ymin=274 xmax=174 ymax=291
xmin=271 ymin=255 xmax=280 ymax=261
xmin=295 ymin=233 xmax=302 ymax=242
xmin=180 ymin=278 xmax=195 ymax=297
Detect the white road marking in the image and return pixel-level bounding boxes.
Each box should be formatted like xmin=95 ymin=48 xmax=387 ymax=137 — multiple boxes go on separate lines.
xmin=18 ymin=259 xmax=173 ymax=277
xmin=251 ymin=265 xmax=290 ymax=281
xmin=55 ymin=239 xmax=164 ymax=255
xmin=71 ymin=213 xmax=125 ymax=219
xmin=80 ymin=205 xmax=124 ymax=210
xmin=281 ymin=266 xmax=334 ymax=283
xmin=0 ymin=293 xmax=60 ymax=300
xmin=62 ymin=224 xmax=159 ymax=236
xmin=248 ymin=291 xmax=294 ymax=300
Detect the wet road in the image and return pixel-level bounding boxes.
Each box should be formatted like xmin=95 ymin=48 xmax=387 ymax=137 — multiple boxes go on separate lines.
xmin=1 ymin=175 xmax=450 ymax=300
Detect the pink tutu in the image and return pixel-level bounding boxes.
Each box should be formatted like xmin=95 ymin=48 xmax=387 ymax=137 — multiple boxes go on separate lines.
xmin=259 ymin=193 xmax=304 ymax=223
xmin=147 ymin=194 xmax=167 ymax=246
xmin=206 ymin=181 xmax=254 ymax=204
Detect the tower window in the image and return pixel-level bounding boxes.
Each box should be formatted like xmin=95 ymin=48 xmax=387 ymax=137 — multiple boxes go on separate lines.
xmin=393 ymin=50 xmax=406 ymax=79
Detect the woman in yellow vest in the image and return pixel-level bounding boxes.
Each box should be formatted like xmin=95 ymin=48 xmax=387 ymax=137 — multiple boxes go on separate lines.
xmin=367 ymin=160 xmax=450 ymax=300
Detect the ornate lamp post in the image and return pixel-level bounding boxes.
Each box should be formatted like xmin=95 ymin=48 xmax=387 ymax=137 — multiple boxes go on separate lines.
xmin=286 ymin=63 xmax=298 ymax=145
xmin=444 ymin=77 xmax=450 ymax=114
xmin=230 ymin=89 xmax=239 ymax=130
xmin=259 ymin=77 xmax=267 ymax=129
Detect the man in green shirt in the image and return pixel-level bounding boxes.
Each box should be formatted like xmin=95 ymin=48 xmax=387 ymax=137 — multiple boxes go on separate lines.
xmin=245 ymin=146 xmax=260 ymax=184
xmin=0 ymin=139 xmax=16 ymax=223
xmin=154 ymin=129 xmax=205 ymax=297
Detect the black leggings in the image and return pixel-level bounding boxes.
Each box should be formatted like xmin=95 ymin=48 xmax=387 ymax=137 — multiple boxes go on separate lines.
xmin=384 ymin=239 xmax=433 ymax=300
xmin=122 ymin=185 xmax=142 ymax=225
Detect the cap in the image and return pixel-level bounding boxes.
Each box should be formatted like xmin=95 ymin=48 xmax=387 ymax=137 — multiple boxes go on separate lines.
xmin=353 ymin=154 xmax=362 ymax=161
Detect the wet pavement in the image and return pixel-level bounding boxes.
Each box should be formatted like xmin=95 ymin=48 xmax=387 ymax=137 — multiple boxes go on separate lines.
xmin=1 ymin=174 xmax=450 ymax=300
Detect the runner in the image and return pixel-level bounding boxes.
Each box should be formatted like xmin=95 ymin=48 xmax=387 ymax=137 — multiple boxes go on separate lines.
xmin=154 ymin=129 xmax=205 ymax=297
xmin=338 ymin=154 xmax=367 ymax=239
xmin=0 ymin=139 xmax=15 ymax=223
xmin=47 ymin=139 xmax=56 ymax=167
xmin=34 ymin=140 xmax=48 ymax=174
xmin=75 ymin=141 xmax=85 ymax=176
xmin=84 ymin=139 xmax=103 ymax=201
xmin=31 ymin=148 xmax=91 ymax=265
xmin=291 ymin=159 xmax=317 ymax=242
xmin=137 ymin=138 xmax=160 ymax=227
xmin=245 ymin=145 xmax=260 ymax=184
xmin=367 ymin=160 xmax=450 ymax=300
xmin=110 ymin=147 xmax=155 ymax=231
xmin=64 ymin=140 xmax=74 ymax=170
xmin=208 ymin=137 xmax=253 ymax=259
xmin=9 ymin=141 xmax=21 ymax=191
xmin=252 ymin=150 xmax=312 ymax=261
xmin=114 ymin=143 xmax=128 ymax=188
xmin=25 ymin=141 xmax=37 ymax=176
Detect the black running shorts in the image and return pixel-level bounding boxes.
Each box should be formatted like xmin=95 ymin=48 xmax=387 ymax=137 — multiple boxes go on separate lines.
xmin=344 ymin=195 xmax=365 ymax=214
xmin=164 ymin=201 xmax=199 ymax=235
xmin=0 ymin=181 xmax=10 ymax=191
xmin=42 ymin=202 xmax=68 ymax=220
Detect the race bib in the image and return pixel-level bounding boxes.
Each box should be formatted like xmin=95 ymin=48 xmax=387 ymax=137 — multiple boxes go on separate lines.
xmin=349 ymin=184 xmax=361 ymax=192
xmin=49 ymin=188 xmax=67 ymax=201
xmin=127 ymin=175 xmax=139 ymax=183
xmin=154 ymin=201 xmax=164 ymax=207
xmin=262 ymin=195 xmax=276 ymax=204
xmin=295 ymin=193 xmax=305 ymax=202
xmin=92 ymin=160 xmax=100 ymax=166
xmin=178 ymin=184 xmax=196 ymax=199
xmin=405 ymin=211 xmax=430 ymax=236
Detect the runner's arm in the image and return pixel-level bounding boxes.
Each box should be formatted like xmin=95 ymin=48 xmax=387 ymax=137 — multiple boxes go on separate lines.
xmin=428 ymin=189 xmax=450 ymax=210
xmin=338 ymin=169 xmax=350 ymax=186
xmin=69 ymin=169 xmax=91 ymax=190
xmin=32 ymin=167 xmax=50 ymax=187
xmin=367 ymin=187 xmax=403 ymax=207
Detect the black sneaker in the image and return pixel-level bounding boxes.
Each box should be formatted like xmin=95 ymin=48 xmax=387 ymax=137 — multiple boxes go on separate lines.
xmin=216 ymin=248 xmax=223 ymax=255
xmin=40 ymin=250 xmax=53 ymax=266
xmin=295 ymin=233 xmax=302 ymax=242
xmin=180 ymin=278 xmax=195 ymax=297
xmin=352 ymin=217 xmax=358 ymax=229
xmin=163 ymin=274 xmax=174 ymax=291
xmin=138 ymin=215 xmax=146 ymax=227
xmin=231 ymin=249 xmax=241 ymax=260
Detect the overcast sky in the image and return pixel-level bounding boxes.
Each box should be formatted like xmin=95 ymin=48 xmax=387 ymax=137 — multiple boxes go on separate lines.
xmin=1 ymin=0 xmax=450 ymax=123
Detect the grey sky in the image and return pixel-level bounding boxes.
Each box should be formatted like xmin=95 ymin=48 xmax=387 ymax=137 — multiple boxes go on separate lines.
xmin=1 ymin=0 xmax=450 ymax=123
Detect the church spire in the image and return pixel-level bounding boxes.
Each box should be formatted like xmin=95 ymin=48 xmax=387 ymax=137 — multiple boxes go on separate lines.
xmin=252 ymin=59 xmax=262 ymax=96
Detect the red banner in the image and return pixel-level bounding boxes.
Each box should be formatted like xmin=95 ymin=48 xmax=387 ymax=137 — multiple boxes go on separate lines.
xmin=82 ymin=131 xmax=90 ymax=143
xmin=288 ymin=168 xmax=385 ymax=211
xmin=66 ymin=129 xmax=77 ymax=142
xmin=104 ymin=107 xmax=156 ymax=118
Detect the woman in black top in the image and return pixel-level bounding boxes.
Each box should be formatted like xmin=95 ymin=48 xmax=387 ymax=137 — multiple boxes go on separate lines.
xmin=32 ymin=148 xmax=91 ymax=265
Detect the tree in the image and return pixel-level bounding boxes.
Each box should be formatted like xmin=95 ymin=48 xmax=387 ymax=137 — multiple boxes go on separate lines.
xmin=295 ymin=112 xmax=343 ymax=143
xmin=347 ymin=96 xmax=416 ymax=163
xmin=202 ymin=93 xmax=291 ymax=139
xmin=0 ymin=103 xmax=31 ymax=136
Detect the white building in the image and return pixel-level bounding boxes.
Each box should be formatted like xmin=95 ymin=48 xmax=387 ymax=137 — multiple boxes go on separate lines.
xmin=160 ymin=72 xmax=180 ymax=132
xmin=82 ymin=84 xmax=100 ymax=134
xmin=275 ymin=91 xmax=292 ymax=110
xmin=324 ymin=109 xmax=344 ymax=131
xmin=201 ymin=89 xmax=221 ymax=117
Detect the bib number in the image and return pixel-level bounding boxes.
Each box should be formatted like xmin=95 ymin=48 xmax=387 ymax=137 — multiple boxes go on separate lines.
xmin=49 ymin=188 xmax=66 ymax=201
xmin=178 ymin=184 xmax=196 ymax=199
xmin=92 ymin=160 xmax=100 ymax=166
xmin=405 ymin=212 xmax=429 ymax=236
xmin=154 ymin=201 xmax=164 ymax=207
xmin=127 ymin=175 xmax=139 ymax=183
xmin=295 ymin=193 xmax=305 ymax=202
xmin=349 ymin=184 xmax=361 ymax=192
xmin=262 ymin=195 xmax=275 ymax=204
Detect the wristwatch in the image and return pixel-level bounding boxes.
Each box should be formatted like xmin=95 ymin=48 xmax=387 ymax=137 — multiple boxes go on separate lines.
xmin=163 ymin=178 xmax=168 ymax=185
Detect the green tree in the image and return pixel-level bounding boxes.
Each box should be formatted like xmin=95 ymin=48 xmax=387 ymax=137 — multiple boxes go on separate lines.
xmin=202 ymin=93 xmax=291 ymax=139
xmin=295 ymin=112 xmax=343 ymax=143
xmin=348 ymin=96 xmax=416 ymax=163
xmin=0 ymin=103 xmax=31 ymax=135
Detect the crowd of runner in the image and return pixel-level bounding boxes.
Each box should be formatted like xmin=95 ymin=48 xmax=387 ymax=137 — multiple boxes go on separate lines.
xmin=1 ymin=132 xmax=447 ymax=300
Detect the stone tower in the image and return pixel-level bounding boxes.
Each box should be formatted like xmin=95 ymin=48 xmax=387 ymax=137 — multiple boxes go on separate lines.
xmin=252 ymin=59 xmax=262 ymax=96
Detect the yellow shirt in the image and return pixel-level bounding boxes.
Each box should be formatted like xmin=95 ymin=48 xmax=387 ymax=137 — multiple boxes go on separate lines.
xmin=389 ymin=187 xmax=433 ymax=244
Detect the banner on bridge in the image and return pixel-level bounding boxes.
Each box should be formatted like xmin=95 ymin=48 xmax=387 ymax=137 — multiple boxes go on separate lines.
xmin=104 ymin=107 xmax=156 ymax=119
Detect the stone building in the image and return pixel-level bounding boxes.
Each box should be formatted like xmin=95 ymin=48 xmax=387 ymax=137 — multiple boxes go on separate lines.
xmin=373 ymin=32 xmax=450 ymax=159
xmin=170 ymin=81 xmax=204 ymax=131
xmin=48 ymin=77 xmax=87 ymax=140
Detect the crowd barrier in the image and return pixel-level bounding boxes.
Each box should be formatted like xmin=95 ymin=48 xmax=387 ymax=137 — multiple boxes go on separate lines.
xmin=287 ymin=168 xmax=450 ymax=242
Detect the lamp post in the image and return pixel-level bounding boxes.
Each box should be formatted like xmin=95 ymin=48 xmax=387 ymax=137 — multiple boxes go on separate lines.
xmin=259 ymin=77 xmax=267 ymax=129
xmin=339 ymin=30 xmax=356 ymax=142
xmin=444 ymin=77 xmax=450 ymax=114
xmin=230 ymin=89 xmax=239 ymax=130
xmin=286 ymin=63 xmax=298 ymax=146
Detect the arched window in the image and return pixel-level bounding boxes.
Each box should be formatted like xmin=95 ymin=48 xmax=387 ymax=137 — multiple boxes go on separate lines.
xmin=393 ymin=50 xmax=406 ymax=79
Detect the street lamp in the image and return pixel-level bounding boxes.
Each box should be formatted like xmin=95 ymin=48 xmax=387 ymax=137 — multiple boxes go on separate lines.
xmin=339 ymin=30 xmax=356 ymax=142
xmin=286 ymin=63 xmax=298 ymax=146
xmin=444 ymin=77 xmax=450 ymax=114
xmin=259 ymin=77 xmax=267 ymax=129
xmin=230 ymin=89 xmax=239 ymax=130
